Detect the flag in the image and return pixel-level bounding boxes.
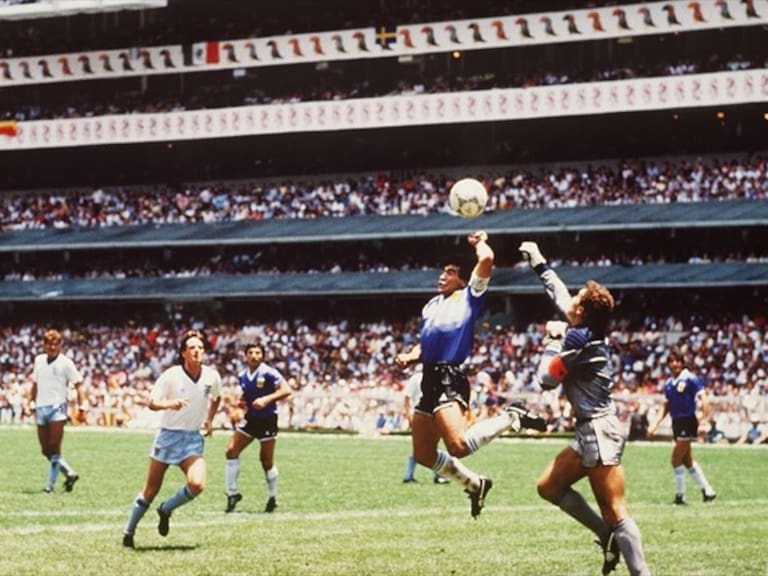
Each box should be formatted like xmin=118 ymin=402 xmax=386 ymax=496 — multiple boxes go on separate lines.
xmin=375 ymin=25 xmax=398 ymax=49
xmin=0 ymin=120 xmax=18 ymax=137
xmin=184 ymin=41 xmax=220 ymax=66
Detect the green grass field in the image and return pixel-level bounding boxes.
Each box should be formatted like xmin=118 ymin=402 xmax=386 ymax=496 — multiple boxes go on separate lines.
xmin=0 ymin=427 xmax=766 ymax=576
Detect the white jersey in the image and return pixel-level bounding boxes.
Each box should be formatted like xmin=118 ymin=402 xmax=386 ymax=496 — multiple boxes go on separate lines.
xmin=33 ymin=353 xmax=82 ymax=407
xmin=404 ymin=370 xmax=423 ymax=407
xmin=149 ymin=364 xmax=222 ymax=431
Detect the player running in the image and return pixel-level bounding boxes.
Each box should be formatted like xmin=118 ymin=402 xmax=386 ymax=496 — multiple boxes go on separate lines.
xmin=122 ymin=330 xmax=221 ymax=548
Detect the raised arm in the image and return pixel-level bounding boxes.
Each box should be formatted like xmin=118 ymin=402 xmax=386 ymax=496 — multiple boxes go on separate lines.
xmin=468 ymin=230 xmax=494 ymax=280
xmin=519 ymin=241 xmax=572 ymax=317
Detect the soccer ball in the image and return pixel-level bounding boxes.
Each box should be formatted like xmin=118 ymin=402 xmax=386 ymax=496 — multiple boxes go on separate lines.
xmin=448 ymin=178 xmax=488 ymax=218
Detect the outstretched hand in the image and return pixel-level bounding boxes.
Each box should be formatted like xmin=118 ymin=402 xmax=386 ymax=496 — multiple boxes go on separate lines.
xmin=545 ymin=320 xmax=569 ymax=340
xmin=519 ymin=241 xmax=546 ymax=267
xmin=467 ymin=231 xmax=488 ymax=246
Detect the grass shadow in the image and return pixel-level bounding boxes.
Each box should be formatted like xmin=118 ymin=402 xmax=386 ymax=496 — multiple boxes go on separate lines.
xmin=130 ymin=544 xmax=199 ymax=552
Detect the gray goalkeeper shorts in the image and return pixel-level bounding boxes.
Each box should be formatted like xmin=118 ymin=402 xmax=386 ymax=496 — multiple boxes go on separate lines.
xmin=570 ymin=414 xmax=627 ymax=467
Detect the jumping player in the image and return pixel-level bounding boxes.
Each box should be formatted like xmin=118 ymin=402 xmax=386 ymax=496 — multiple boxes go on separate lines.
xmin=396 ymin=231 xmax=546 ymax=518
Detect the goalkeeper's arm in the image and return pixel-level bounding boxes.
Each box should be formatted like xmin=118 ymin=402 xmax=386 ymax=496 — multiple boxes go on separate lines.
xmin=519 ymin=241 xmax=572 ymax=317
xmin=535 ymin=321 xmax=574 ymax=390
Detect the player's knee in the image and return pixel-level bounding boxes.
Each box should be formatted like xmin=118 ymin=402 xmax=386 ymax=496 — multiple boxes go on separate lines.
xmin=224 ymin=448 xmax=238 ymax=459
xmin=444 ymin=438 xmax=470 ymax=458
xmin=187 ymin=479 xmax=205 ymax=496
xmin=536 ymin=479 xmax=558 ymax=503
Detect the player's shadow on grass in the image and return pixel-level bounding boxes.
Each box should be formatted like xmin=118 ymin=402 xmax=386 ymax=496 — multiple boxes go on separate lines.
xmin=22 ymin=488 xmax=54 ymax=495
xmin=131 ymin=544 xmax=199 ymax=552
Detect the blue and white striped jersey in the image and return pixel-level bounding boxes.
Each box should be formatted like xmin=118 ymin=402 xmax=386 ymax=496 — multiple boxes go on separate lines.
xmin=419 ymin=273 xmax=487 ymax=365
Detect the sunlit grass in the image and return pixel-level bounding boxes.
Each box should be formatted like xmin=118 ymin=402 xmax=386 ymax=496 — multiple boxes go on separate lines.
xmin=0 ymin=427 xmax=766 ymax=575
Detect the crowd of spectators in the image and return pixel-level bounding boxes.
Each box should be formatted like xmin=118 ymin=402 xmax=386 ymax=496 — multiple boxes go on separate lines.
xmin=1 ymin=155 xmax=766 ymax=232
xmin=0 ymin=313 xmax=765 ymax=442
xmin=4 ymin=51 xmax=764 ymax=123
xmin=3 ymin=248 xmax=767 ymax=283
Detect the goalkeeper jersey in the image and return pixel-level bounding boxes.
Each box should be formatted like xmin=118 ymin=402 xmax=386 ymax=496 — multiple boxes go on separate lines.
xmin=536 ymin=265 xmax=616 ymax=421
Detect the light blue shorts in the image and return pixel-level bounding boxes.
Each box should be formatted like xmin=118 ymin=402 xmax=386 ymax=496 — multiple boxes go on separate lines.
xmin=36 ymin=402 xmax=68 ymax=426
xmin=150 ymin=428 xmax=204 ymax=465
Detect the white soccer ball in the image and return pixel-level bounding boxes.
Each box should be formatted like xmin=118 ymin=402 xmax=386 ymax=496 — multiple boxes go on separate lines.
xmin=448 ymin=178 xmax=488 ymax=218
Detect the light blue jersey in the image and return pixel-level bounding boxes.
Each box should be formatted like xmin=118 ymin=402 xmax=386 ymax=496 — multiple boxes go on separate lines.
xmin=419 ymin=273 xmax=487 ymax=365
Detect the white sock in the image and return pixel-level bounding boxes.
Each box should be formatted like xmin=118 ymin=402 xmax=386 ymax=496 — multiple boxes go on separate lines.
xmin=688 ymin=461 xmax=714 ymax=494
xmin=225 ymin=458 xmax=240 ymax=495
xmin=265 ymin=467 xmax=279 ymax=498
xmin=464 ymin=413 xmax=514 ymax=453
xmin=433 ymin=449 xmax=480 ymax=491
xmin=58 ymin=457 xmax=75 ymax=477
xmin=674 ymin=465 xmax=686 ymax=496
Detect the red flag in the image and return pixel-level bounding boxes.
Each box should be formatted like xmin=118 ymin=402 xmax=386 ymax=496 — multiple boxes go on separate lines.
xmin=0 ymin=120 xmax=18 ymax=136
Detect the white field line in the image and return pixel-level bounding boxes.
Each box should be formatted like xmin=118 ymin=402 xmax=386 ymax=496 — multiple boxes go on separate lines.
xmin=3 ymin=498 xmax=768 ymax=536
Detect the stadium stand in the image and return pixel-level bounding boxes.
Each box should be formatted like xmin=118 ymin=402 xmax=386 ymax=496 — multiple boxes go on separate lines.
xmin=0 ymin=0 xmax=766 ymax=437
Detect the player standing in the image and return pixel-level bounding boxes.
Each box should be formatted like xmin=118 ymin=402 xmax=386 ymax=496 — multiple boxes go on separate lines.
xmin=31 ymin=328 xmax=85 ymax=493
xmin=224 ymin=342 xmax=292 ymax=513
xmin=647 ymin=349 xmax=717 ymax=504
xmin=520 ymin=241 xmax=650 ymax=576
xmin=396 ymin=231 xmax=546 ymax=518
xmin=122 ymin=330 xmax=221 ymax=548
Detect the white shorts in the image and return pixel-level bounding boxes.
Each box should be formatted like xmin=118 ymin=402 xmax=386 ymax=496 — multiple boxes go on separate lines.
xmin=150 ymin=428 xmax=204 ymax=465
xmin=36 ymin=402 xmax=68 ymax=426
xmin=570 ymin=414 xmax=626 ymax=467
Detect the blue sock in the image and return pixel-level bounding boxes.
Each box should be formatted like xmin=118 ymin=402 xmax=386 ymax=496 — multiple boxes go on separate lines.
xmin=124 ymin=494 xmax=150 ymax=535
xmin=403 ymin=455 xmax=417 ymax=480
xmin=160 ymin=485 xmax=194 ymax=514
xmin=47 ymin=455 xmax=61 ymax=491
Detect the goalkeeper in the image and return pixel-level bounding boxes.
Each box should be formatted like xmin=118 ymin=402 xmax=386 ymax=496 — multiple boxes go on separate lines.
xmin=519 ymin=241 xmax=650 ymax=576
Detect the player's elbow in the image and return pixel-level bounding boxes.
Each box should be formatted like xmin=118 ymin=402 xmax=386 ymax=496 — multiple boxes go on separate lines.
xmin=537 ymin=374 xmax=560 ymax=390
xmin=536 ymin=354 xmax=568 ymax=389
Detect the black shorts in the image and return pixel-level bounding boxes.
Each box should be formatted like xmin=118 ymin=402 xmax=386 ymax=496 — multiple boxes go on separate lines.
xmin=672 ymin=415 xmax=699 ymax=440
xmin=236 ymin=414 xmax=278 ymax=441
xmin=415 ymin=362 xmax=470 ymax=415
